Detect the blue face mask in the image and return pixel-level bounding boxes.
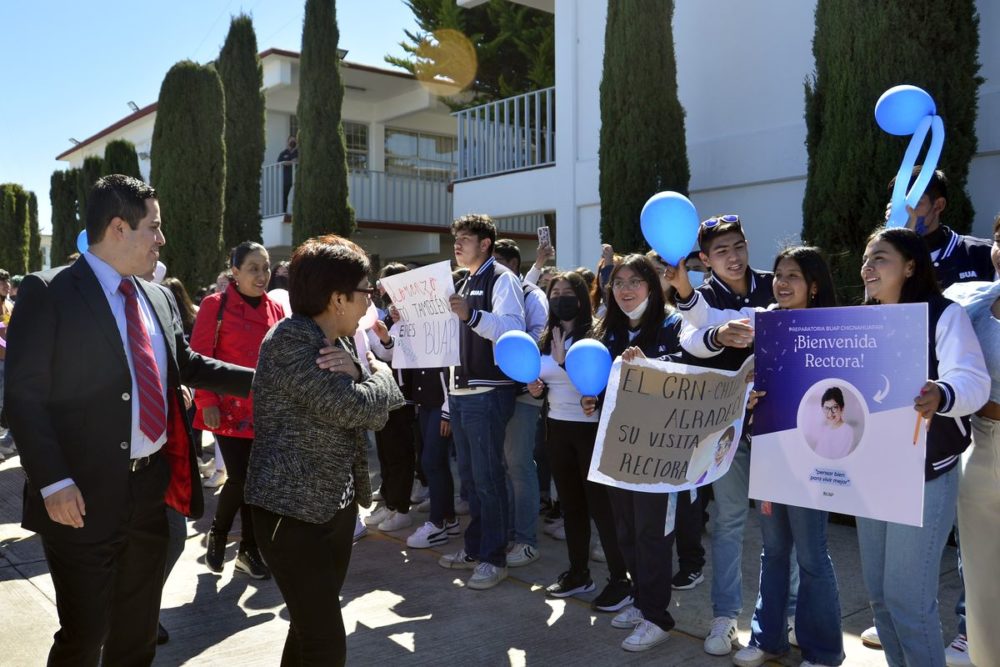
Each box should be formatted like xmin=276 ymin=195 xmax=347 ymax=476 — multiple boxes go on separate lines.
xmin=687 ymin=270 xmax=705 ymax=286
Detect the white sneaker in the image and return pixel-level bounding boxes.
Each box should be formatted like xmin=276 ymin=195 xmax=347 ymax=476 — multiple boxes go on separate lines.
xmin=438 ymin=548 xmax=477 ymax=569
xmin=377 ymin=510 xmax=413 ymax=532
xmin=860 ymin=625 xmax=881 ymax=649
xmin=353 ymin=516 xmax=368 ymax=542
xmin=551 ymin=524 xmax=566 ymax=540
xmin=591 ymin=544 xmax=607 ymax=562
xmin=454 ymin=498 xmax=470 ymax=515
xmin=406 ymin=521 xmax=450 ymax=548
xmin=788 ymin=616 xmax=798 ymax=647
xmin=203 ymin=470 xmax=227 ymax=488
xmin=542 ymin=517 xmax=565 ymax=536
xmin=415 ymin=498 xmax=431 ymax=512
xmin=611 ymin=605 xmax=644 ymax=629
xmin=466 ymin=562 xmax=507 ymax=590
xmin=372 ymin=486 xmax=383 ymax=502
xmin=704 ymin=616 xmax=738 ymax=656
xmin=364 ymin=505 xmax=392 ymax=527
xmin=622 ymin=620 xmax=670 ymax=652
xmin=198 ymin=458 xmax=215 ymax=478
xmin=410 ymin=480 xmax=430 ymax=504
xmin=733 ymin=646 xmax=780 ymax=667
xmin=506 ymin=543 xmax=539 ymax=567
xmin=945 ymin=634 xmax=971 ymax=666
xmin=445 ymin=518 xmax=461 ymax=536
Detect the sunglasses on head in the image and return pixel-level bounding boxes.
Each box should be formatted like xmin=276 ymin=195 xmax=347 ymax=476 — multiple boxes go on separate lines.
xmin=701 ymin=214 xmax=741 ymax=229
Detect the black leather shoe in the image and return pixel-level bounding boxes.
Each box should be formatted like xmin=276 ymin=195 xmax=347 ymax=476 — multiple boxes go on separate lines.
xmin=157 ymin=622 xmax=169 ymax=645
xmin=206 ymin=531 xmax=226 ymax=573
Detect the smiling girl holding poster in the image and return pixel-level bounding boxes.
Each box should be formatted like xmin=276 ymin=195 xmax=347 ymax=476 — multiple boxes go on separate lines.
xmin=856 ymin=227 xmax=988 ymax=667
xmin=669 ymin=246 xmax=846 ymax=667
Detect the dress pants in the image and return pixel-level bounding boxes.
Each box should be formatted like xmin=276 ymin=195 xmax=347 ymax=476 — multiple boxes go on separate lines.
xmin=253 ymin=503 xmax=357 ymax=667
xmin=43 ymin=454 xmax=170 ymax=667
xmin=375 ymin=406 xmax=416 ymax=513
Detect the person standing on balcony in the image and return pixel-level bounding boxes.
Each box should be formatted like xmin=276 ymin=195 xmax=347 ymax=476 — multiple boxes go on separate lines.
xmin=278 ymin=135 xmax=298 ymax=214
xmin=438 ymin=214 xmax=525 ymax=590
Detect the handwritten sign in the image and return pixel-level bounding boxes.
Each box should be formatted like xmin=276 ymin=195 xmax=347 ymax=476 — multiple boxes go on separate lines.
xmin=588 ymin=356 xmax=753 ymax=492
xmin=377 ymin=260 xmax=460 ymax=369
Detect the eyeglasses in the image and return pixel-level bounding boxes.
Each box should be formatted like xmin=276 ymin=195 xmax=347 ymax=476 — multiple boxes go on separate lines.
xmin=611 ymin=278 xmax=646 ymax=291
xmin=701 ymin=214 xmax=741 ymax=229
xmin=354 ymin=286 xmax=375 ymax=295
xmin=822 ymin=404 xmax=842 ymax=414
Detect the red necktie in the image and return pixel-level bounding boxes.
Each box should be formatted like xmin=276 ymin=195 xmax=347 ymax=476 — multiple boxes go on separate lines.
xmin=119 ymin=279 xmax=166 ymax=442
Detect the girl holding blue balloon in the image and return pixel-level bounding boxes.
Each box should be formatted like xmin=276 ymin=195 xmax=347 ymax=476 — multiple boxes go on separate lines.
xmin=585 ymin=254 xmax=684 ymax=653
xmin=526 ymin=271 xmax=629 ymax=609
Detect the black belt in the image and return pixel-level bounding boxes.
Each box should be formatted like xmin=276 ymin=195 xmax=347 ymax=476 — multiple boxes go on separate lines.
xmin=129 ymin=451 xmax=161 ymax=473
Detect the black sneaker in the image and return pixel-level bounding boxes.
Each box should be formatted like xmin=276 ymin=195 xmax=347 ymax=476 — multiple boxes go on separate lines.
xmin=671 ymin=569 xmax=705 ymax=590
xmin=235 ymin=548 xmax=271 ymax=580
xmin=546 ymin=570 xmax=596 ymax=598
xmin=206 ymin=532 xmax=226 ymax=573
xmin=592 ymin=577 xmax=634 ymax=612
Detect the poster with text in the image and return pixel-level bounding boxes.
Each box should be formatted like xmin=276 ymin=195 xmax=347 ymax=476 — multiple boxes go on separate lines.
xmin=378 ymin=261 xmax=460 ymax=369
xmin=749 ymin=304 xmax=928 ymax=526
xmin=588 ymin=355 xmax=754 ymax=493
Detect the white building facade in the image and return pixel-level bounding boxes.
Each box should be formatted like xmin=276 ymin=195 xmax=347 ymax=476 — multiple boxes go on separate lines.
xmin=453 ymin=0 xmax=1000 ymax=271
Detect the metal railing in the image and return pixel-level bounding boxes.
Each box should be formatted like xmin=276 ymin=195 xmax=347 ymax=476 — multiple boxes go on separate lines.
xmin=454 ymin=87 xmax=556 ymax=181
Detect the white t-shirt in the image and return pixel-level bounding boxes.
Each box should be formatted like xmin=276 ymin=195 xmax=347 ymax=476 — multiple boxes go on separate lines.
xmin=538 ymin=335 xmax=598 ymax=423
xmin=813 ymin=422 xmax=854 ymax=459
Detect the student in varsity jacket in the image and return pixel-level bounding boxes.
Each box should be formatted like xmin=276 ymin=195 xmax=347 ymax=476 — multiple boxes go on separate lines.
xmin=855 ymin=227 xmax=988 ymax=667
xmin=493 ymin=238 xmax=548 ymax=567
xmin=437 ymin=214 xmax=526 ymax=591
xmin=888 ymin=166 xmax=995 ymax=288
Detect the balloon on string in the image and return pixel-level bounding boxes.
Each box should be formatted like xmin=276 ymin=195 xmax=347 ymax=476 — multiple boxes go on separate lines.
xmin=640 ymin=191 xmax=700 ymax=266
xmin=564 ymin=339 xmax=612 ymax=396
xmin=358 ymin=302 xmax=379 ymax=330
xmin=495 ymin=330 xmax=541 ymax=383
xmin=76 ymin=229 xmax=89 ymax=254
xmin=875 ymin=85 xmax=936 ymax=136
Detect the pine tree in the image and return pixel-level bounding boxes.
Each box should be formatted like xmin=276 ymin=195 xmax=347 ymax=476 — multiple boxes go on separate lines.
xmin=293 ymin=0 xmax=354 ymax=243
xmin=50 ymin=169 xmax=80 ymax=266
xmin=76 ymin=156 xmax=104 ymax=225
xmin=598 ymin=0 xmax=690 ymax=254
xmin=0 ymin=184 xmax=30 ymax=274
xmin=28 ymin=191 xmax=42 ymax=271
xmin=803 ymin=0 xmax=982 ymax=302
xmin=150 ymin=60 xmax=226 ymax=290
xmin=218 ymin=14 xmax=265 ymax=248
xmin=103 ymin=139 xmax=143 ymax=181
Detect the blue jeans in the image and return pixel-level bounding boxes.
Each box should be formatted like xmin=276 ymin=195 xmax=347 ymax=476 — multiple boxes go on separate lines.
xmin=450 ymin=387 xmax=516 ymax=567
xmin=504 ymin=399 xmax=540 ymax=547
xmin=418 ymin=406 xmax=454 ymax=526
xmin=857 ymin=466 xmax=958 ymax=667
xmin=710 ymin=439 xmax=798 ymax=619
xmin=750 ymin=504 xmax=844 ymax=665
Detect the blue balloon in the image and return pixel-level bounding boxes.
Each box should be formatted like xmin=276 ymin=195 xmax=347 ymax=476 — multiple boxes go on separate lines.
xmin=886 ymin=115 xmax=946 ymax=228
xmin=875 ymin=85 xmax=936 ymax=136
xmin=495 ymin=330 xmax=540 ymax=383
xmin=76 ymin=229 xmax=89 ymax=254
xmin=564 ymin=339 xmax=612 ymax=396
xmin=640 ymin=191 xmax=700 ymax=267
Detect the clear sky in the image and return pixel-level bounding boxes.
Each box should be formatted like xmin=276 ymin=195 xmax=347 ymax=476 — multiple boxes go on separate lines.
xmin=0 ymin=0 xmax=420 ymax=235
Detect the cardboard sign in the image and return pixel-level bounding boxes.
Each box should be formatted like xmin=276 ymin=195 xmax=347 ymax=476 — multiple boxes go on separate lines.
xmin=378 ymin=261 xmax=460 ymax=369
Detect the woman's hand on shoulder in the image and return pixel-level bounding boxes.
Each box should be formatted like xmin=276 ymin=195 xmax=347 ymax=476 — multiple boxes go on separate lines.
xmin=316 ymin=343 xmax=360 ymax=381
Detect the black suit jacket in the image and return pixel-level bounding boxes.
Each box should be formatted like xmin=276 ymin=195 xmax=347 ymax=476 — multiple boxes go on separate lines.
xmin=5 ymin=257 xmax=254 ymax=543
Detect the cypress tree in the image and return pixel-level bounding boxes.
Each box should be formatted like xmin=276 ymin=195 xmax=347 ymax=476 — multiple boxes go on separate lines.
xmin=28 ymin=191 xmax=42 ymax=271
xmin=293 ymin=0 xmax=355 ymax=244
xmin=803 ymin=0 xmax=982 ymax=302
xmin=0 ymin=184 xmax=30 ymax=274
xmin=50 ymin=169 xmax=80 ymax=266
xmin=218 ymin=13 xmax=265 ymax=247
xmin=103 ymin=139 xmax=143 ymax=181
xmin=76 ymin=156 xmax=104 ymax=225
xmin=150 ymin=60 xmax=226 ymax=290
xmin=598 ymin=0 xmax=690 ymax=254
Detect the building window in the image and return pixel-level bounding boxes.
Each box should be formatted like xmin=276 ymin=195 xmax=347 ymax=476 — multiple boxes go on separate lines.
xmin=344 ymin=122 xmax=369 ymax=171
xmin=385 ymin=128 xmax=456 ymax=180
xmin=289 ymin=114 xmax=298 ymax=140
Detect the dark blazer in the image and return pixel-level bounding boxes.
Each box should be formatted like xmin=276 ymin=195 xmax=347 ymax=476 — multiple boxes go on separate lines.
xmin=4 ymin=257 xmax=254 ymax=543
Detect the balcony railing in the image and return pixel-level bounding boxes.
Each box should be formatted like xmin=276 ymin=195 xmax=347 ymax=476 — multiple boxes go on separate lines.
xmin=454 ymin=87 xmax=555 ymax=182
xmin=261 ymin=163 xmax=453 ymax=227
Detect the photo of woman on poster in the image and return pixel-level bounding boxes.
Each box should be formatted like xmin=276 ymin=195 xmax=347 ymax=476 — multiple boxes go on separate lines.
xmin=814 ymin=387 xmax=855 ymax=459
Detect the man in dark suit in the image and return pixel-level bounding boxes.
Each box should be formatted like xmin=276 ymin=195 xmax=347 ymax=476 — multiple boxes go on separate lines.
xmin=5 ymin=174 xmax=255 ymax=666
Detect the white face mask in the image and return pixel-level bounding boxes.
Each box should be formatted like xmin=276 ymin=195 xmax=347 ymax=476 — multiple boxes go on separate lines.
xmin=622 ymin=297 xmax=649 ymax=321
xmin=687 ymin=270 xmax=705 ymax=286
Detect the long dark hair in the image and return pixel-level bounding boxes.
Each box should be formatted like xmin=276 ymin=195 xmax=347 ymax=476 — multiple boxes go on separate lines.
xmin=162 ymin=277 xmax=197 ymax=334
xmin=593 ymin=254 xmax=667 ymax=353
xmin=773 ymin=246 xmax=838 ymax=309
xmin=864 ymin=227 xmax=940 ymax=304
xmin=538 ymin=272 xmax=594 ymax=355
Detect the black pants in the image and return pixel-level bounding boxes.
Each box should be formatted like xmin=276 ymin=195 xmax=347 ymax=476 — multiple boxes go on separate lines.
xmin=607 ymin=487 xmax=677 ymax=633
xmin=675 ymin=489 xmax=706 ymax=571
xmin=375 ymin=406 xmax=415 ymax=513
xmin=214 ymin=435 xmax=256 ymax=551
xmin=43 ymin=455 xmax=170 ymax=666
xmin=545 ymin=418 xmax=627 ymax=580
xmin=253 ymin=504 xmax=356 ymax=667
